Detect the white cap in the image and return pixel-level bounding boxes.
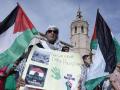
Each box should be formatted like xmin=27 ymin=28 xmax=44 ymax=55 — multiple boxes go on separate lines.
xmin=46 ymin=25 xmax=59 ymax=34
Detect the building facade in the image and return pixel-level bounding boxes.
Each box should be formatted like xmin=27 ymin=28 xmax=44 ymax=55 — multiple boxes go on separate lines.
xmin=70 ymin=8 xmax=90 ymax=56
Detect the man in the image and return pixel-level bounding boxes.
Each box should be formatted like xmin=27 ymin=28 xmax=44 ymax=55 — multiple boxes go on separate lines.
xmin=61 ymin=46 xmax=69 ymax=52
xmin=18 ymin=25 xmax=60 ymax=73
xmin=110 ymin=64 xmax=120 ymax=90
xmin=78 ymin=54 xmax=92 ymax=90
xmin=16 ymin=25 xmax=61 ymax=89
xmin=99 ymin=64 xmax=120 ymax=90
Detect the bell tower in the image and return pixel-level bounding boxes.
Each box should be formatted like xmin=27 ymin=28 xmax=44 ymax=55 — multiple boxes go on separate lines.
xmin=70 ymin=8 xmax=90 ymax=56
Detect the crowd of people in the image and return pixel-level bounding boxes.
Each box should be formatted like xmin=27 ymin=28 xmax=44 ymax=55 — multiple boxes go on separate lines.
xmin=0 ymin=25 xmax=120 ymax=90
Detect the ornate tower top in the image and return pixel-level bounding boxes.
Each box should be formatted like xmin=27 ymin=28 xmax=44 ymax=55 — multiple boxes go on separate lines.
xmin=76 ymin=8 xmax=82 ymax=20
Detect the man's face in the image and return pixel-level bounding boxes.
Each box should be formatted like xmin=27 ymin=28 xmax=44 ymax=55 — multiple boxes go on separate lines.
xmin=63 ymin=48 xmax=69 ymax=52
xmin=84 ymin=56 xmax=92 ymax=66
xmin=46 ymin=30 xmax=58 ymax=44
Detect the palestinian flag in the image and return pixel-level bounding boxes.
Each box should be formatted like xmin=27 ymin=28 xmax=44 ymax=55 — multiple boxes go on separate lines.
xmin=85 ymin=10 xmax=117 ymax=90
xmin=0 ymin=4 xmax=38 ymax=68
xmin=29 ymin=67 xmax=44 ymax=77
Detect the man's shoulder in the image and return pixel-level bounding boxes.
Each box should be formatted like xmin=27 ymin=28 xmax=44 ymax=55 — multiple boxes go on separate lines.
xmin=33 ymin=35 xmax=47 ymax=41
xmin=29 ymin=35 xmax=42 ymax=46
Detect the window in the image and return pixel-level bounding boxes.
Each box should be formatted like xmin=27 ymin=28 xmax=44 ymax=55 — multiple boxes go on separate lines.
xmin=81 ymin=26 xmax=84 ymax=33
xmin=75 ymin=42 xmax=76 ymax=46
xmin=74 ymin=26 xmax=77 ymax=33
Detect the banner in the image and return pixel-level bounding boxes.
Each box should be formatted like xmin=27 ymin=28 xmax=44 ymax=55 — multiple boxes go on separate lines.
xmin=22 ymin=46 xmax=84 ymax=90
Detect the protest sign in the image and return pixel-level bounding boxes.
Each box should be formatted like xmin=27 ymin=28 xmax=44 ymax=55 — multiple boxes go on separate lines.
xmin=22 ymin=46 xmax=84 ymax=90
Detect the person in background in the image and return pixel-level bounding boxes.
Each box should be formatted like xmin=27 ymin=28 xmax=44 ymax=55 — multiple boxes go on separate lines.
xmin=110 ymin=63 xmax=120 ymax=90
xmin=61 ymin=46 xmax=69 ymax=52
xmin=78 ymin=53 xmax=93 ymax=90
xmin=99 ymin=64 xmax=120 ymax=90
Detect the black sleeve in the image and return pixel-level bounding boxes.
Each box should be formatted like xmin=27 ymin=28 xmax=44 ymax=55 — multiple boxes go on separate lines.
xmin=36 ymin=43 xmax=44 ymax=48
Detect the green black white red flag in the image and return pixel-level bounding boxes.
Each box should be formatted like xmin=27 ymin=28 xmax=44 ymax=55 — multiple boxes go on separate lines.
xmin=85 ymin=10 xmax=117 ymax=90
xmin=0 ymin=4 xmax=38 ymax=68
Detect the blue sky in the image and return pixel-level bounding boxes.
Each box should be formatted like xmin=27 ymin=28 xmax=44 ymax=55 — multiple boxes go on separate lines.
xmin=0 ymin=0 xmax=120 ymax=43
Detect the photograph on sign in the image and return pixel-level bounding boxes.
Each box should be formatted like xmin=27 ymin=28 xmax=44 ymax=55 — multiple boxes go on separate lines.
xmin=31 ymin=50 xmax=50 ymax=65
xmin=25 ymin=64 xmax=48 ymax=88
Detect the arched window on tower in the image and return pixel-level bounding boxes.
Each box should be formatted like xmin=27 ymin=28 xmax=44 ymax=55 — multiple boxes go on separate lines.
xmin=81 ymin=26 xmax=84 ymax=33
xmin=75 ymin=42 xmax=76 ymax=46
xmin=74 ymin=26 xmax=77 ymax=33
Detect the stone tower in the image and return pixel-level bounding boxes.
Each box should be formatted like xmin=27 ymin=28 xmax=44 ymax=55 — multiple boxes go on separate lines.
xmin=70 ymin=8 xmax=90 ymax=56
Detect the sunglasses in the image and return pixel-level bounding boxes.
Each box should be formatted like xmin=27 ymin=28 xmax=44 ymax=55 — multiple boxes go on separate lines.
xmin=47 ymin=30 xmax=58 ymax=34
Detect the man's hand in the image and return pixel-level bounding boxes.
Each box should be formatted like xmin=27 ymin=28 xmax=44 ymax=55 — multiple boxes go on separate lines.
xmin=16 ymin=76 xmax=25 ymax=89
